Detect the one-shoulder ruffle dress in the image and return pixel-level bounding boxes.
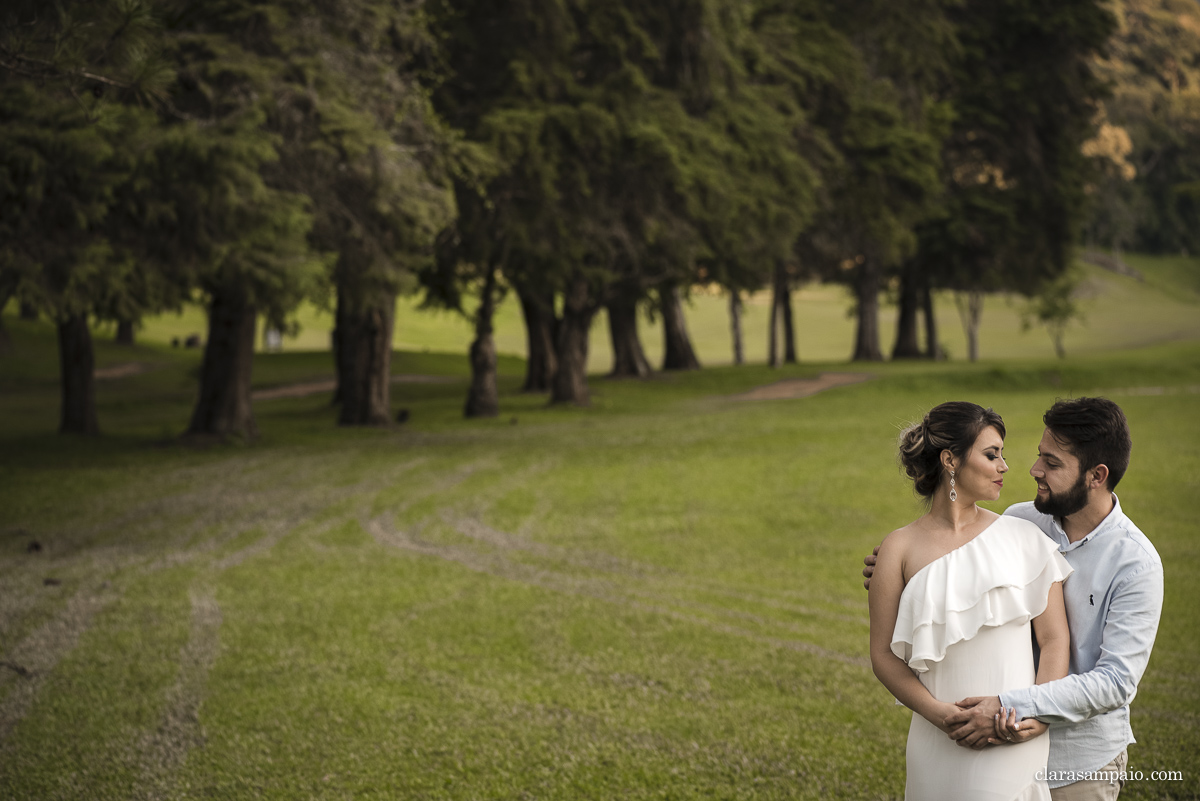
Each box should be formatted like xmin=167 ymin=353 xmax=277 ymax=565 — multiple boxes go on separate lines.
xmin=890 ymin=516 xmax=1073 ymax=801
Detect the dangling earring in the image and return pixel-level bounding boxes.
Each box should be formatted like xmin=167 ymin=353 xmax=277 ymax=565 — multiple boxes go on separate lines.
xmin=949 ymin=469 xmax=957 ymax=502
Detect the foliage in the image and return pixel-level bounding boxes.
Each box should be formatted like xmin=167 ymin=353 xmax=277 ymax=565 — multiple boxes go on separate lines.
xmin=0 ymin=0 xmax=177 ymax=324
xmin=1090 ymin=0 xmax=1200 ymax=255
xmin=921 ymin=0 xmax=1115 ymax=299
xmin=0 ymin=84 xmax=151 ymax=320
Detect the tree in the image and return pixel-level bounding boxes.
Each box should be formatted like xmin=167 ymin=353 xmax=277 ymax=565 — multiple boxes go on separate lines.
xmin=1090 ymin=0 xmax=1200 ymax=255
xmin=513 ymin=276 xmax=558 ymax=391
xmin=801 ymin=91 xmax=945 ymax=362
xmin=162 ymin=121 xmax=323 ymax=440
xmin=267 ymin=0 xmax=456 ymax=425
xmin=913 ymin=0 xmax=1115 ymax=362
xmin=0 ymin=0 xmax=171 ymax=434
xmin=1021 ymin=268 xmax=1085 ymax=359
xmin=423 ymin=167 xmax=513 ymax=419
xmin=819 ymin=0 xmax=950 ymax=363
xmin=161 ymin=0 xmax=453 ymax=434
xmin=157 ymin=6 xmax=332 ymax=439
xmin=606 ymin=273 xmax=653 ymax=378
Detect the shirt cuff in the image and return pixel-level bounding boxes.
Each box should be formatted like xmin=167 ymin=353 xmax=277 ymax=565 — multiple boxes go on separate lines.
xmin=999 ymin=686 xmax=1036 ymax=719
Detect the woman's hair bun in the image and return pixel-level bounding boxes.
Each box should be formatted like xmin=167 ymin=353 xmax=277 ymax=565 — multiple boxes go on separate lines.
xmin=898 ymin=402 xmax=1006 ymax=499
xmin=898 ymin=417 xmax=940 ymax=497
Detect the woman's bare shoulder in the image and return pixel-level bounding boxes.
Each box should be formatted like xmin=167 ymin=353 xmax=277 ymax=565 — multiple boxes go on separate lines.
xmin=878 ymin=519 xmax=925 ymax=557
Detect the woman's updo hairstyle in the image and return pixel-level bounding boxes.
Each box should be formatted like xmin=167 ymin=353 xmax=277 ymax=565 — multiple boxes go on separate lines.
xmin=899 ymin=401 xmax=1006 ymax=498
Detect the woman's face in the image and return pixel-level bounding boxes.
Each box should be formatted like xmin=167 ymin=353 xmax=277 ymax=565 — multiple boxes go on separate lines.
xmin=952 ymin=426 xmax=1009 ymax=502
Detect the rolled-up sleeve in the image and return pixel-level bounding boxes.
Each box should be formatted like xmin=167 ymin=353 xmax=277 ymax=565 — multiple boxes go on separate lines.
xmin=1001 ymin=562 xmax=1163 ymax=723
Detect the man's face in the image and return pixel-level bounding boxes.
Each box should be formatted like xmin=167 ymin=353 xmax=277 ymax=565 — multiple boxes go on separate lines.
xmin=1030 ymin=428 xmax=1089 ymax=517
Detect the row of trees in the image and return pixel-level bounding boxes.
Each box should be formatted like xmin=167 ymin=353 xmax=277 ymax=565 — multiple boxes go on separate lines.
xmin=1 ymin=0 xmax=1119 ymax=436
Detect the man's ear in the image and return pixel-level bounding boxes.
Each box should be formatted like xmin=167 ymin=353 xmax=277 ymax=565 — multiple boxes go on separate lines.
xmin=1090 ymin=464 xmax=1110 ymax=490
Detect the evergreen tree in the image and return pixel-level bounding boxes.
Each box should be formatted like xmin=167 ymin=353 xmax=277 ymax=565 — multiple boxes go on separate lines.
xmin=0 ymin=0 xmax=174 ymax=433
xmin=918 ymin=0 xmax=1115 ymax=361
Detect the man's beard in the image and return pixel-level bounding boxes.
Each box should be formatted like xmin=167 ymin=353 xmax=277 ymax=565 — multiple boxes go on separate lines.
xmin=1034 ymin=471 xmax=1090 ymax=518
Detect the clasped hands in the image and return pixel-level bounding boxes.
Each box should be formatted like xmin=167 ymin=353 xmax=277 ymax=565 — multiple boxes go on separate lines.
xmin=943 ymin=696 xmax=1048 ymax=749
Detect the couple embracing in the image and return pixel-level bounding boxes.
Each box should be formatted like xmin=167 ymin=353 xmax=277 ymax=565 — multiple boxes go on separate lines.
xmin=864 ymin=397 xmax=1163 ymax=801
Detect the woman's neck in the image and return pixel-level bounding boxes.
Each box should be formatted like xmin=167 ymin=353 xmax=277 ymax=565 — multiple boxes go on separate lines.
xmin=927 ymin=496 xmax=983 ymax=535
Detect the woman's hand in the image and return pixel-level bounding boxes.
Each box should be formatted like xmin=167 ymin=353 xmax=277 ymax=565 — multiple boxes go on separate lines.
xmin=931 ymin=701 xmax=965 ymax=736
xmin=988 ymin=706 xmax=1047 ymax=745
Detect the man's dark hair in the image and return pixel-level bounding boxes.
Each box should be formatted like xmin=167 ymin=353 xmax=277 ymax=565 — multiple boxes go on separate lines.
xmin=1043 ymin=397 xmax=1131 ymax=490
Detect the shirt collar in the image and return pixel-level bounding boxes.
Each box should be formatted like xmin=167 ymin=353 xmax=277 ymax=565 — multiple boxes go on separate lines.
xmin=1057 ymin=493 xmax=1124 ymax=552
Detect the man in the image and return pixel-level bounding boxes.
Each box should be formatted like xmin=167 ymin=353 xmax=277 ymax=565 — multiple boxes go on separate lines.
xmin=863 ymin=397 xmax=1163 ymax=800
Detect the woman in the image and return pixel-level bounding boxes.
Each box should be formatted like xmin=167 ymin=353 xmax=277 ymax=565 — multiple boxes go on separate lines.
xmin=868 ymin=402 xmax=1073 ymax=801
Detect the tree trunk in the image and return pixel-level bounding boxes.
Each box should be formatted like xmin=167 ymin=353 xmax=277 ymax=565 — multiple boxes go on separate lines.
xmin=1052 ymin=327 xmax=1066 ymax=359
xmin=891 ymin=267 xmax=922 ymax=359
xmin=186 ymin=288 xmax=258 ymax=439
xmin=729 ymin=291 xmax=744 ymax=366
xmin=954 ymin=290 xmax=983 ymax=363
xmin=115 ymin=319 xmax=135 ymax=346
xmin=517 ymin=283 xmax=557 ymax=392
xmin=768 ymin=281 xmax=780 ymax=368
xmin=337 ymin=293 xmax=395 ymax=426
xmin=57 ymin=313 xmax=99 ymax=435
xmin=779 ymin=264 xmax=797 ymax=364
xmin=19 ymin=301 xmax=37 ymax=321
xmin=331 ymin=292 xmax=348 ymax=405
xmin=851 ymin=263 xmax=883 ymax=361
xmin=550 ymin=272 xmax=595 ymax=405
xmin=464 ymin=264 xmax=500 ymax=418
xmin=659 ymin=282 xmax=700 ymax=371
xmin=606 ymin=283 xmax=651 ymax=378
xmin=0 ymin=291 xmax=11 ymax=353
xmin=922 ymin=281 xmax=941 ymax=360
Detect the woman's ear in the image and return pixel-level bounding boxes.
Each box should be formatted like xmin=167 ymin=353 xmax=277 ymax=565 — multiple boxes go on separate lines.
xmin=940 ymin=450 xmax=957 ymax=472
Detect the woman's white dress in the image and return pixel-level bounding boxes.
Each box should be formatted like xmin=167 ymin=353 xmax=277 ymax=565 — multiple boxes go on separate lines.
xmin=890 ymin=516 xmax=1073 ymax=801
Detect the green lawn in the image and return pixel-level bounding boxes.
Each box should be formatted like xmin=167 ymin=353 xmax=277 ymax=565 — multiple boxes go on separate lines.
xmin=1 ymin=258 xmax=1198 ymax=799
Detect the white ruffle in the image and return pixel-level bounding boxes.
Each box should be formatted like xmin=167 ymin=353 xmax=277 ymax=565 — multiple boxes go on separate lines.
xmin=891 ymin=517 xmax=1073 ymax=674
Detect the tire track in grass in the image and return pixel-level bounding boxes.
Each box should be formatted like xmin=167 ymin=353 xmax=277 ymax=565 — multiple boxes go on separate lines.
xmin=502 ymin=489 xmax=869 ymax=626
xmin=449 ymin=512 xmax=869 ymax=628
xmin=0 ymin=581 xmax=120 ymax=743
xmin=366 ymin=513 xmax=868 ymax=669
xmin=127 ymin=513 xmax=350 ymax=797
xmin=0 ymin=455 xmax=432 ymax=795
xmin=117 ymin=460 xmax=434 ymax=796
xmin=133 ymin=586 xmax=222 ymax=801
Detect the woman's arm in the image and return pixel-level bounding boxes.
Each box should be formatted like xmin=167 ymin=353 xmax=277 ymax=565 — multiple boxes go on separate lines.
xmin=868 ymin=534 xmax=959 ymax=734
xmin=993 ymin=579 xmax=1069 ymax=744
xmin=1032 ymin=580 xmax=1069 ymax=685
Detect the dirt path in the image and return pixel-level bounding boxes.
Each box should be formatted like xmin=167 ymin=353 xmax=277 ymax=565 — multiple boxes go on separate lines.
xmin=90 ymin=363 xmax=458 ymax=400
xmin=94 ymin=362 xmax=151 ymax=380
xmin=252 ymin=373 xmax=458 ymax=401
xmin=731 ymin=371 xmax=874 ymax=401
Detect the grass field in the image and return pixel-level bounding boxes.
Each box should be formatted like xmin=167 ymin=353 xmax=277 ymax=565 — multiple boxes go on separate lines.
xmin=1 ymin=256 xmax=1198 ymax=799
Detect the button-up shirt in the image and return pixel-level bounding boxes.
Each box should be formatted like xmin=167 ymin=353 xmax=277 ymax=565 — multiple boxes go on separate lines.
xmin=1000 ymin=496 xmax=1163 ymax=788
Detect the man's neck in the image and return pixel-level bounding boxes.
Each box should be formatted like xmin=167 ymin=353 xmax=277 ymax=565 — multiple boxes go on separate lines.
xmin=1061 ymin=492 xmax=1115 ymax=543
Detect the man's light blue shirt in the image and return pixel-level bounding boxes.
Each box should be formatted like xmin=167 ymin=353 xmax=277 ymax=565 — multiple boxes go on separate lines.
xmin=1001 ymin=496 xmax=1163 ymax=789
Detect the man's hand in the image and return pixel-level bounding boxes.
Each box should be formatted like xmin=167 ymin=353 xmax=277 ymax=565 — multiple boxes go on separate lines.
xmin=988 ymin=706 xmax=1048 ymax=746
xmin=863 ymin=546 xmax=879 ymax=590
xmin=944 ymin=696 xmax=1002 ymax=750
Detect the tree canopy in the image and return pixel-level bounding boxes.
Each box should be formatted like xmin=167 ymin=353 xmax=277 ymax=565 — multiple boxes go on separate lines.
xmin=1 ymin=0 xmax=1152 ymax=430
